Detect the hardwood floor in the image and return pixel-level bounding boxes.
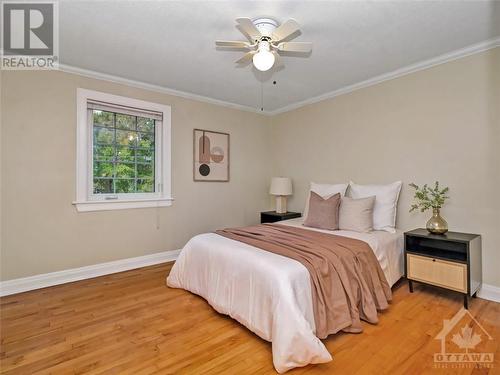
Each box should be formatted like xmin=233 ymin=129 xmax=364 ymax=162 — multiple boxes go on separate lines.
xmin=1 ymin=263 xmax=499 ymax=374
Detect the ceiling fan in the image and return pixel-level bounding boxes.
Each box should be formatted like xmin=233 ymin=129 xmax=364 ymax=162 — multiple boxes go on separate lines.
xmin=216 ymin=17 xmax=312 ymax=72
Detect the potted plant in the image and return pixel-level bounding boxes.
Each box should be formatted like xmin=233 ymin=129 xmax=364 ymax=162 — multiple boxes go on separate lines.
xmin=409 ymin=181 xmax=450 ymax=234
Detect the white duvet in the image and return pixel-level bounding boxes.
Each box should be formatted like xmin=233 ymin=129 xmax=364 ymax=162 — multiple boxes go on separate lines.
xmin=167 ymin=218 xmax=404 ymax=373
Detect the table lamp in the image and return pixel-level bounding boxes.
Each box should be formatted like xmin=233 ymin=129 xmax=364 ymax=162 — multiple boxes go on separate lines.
xmin=270 ymin=177 xmax=292 ymax=214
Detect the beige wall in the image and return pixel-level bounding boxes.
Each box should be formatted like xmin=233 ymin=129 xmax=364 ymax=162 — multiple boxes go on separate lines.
xmin=1 ymin=49 xmax=499 ymax=288
xmin=1 ymin=70 xmax=273 ymax=280
xmin=271 ymin=48 xmax=500 ymax=287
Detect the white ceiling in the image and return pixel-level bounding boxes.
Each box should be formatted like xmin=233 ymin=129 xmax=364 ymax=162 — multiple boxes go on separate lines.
xmin=59 ymin=1 xmax=500 ymax=113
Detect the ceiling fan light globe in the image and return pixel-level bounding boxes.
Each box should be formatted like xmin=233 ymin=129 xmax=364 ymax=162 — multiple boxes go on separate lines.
xmin=253 ymin=50 xmax=275 ymax=71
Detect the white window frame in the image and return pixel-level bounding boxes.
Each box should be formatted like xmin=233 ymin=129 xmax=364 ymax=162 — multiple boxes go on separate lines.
xmin=74 ymin=88 xmax=172 ymax=212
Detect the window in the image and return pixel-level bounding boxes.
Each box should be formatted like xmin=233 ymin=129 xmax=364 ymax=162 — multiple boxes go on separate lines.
xmin=74 ymin=89 xmax=172 ymax=212
xmin=91 ymin=105 xmax=156 ymax=195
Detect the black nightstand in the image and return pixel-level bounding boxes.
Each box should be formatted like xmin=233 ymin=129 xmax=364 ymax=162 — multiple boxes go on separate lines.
xmin=261 ymin=211 xmax=301 ymax=224
xmin=404 ymin=228 xmax=482 ymax=309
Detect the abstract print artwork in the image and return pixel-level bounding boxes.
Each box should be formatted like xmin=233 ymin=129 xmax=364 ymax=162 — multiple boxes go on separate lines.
xmin=193 ymin=129 xmax=229 ymax=181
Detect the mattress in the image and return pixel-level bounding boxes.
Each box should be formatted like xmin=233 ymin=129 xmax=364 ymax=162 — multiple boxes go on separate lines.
xmin=167 ymin=219 xmax=404 ymax=373
xmin=280 ymin=217 xmax=404 ymax=287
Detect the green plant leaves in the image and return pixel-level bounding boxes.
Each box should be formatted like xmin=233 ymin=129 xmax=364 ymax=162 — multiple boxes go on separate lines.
xmin=409 ymin=181 xmax=449 ymax=213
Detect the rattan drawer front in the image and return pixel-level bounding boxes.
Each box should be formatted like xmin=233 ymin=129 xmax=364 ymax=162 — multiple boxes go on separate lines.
xmin=407 ymin=254 xmax=467 ymax=293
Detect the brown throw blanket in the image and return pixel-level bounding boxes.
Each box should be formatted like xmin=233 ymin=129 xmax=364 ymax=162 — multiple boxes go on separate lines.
xmin=216 ymin=223 xmax=392 ymax=339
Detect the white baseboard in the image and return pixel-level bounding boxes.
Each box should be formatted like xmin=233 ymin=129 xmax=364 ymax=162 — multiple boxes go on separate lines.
xmin=0 ymin=249 xmax=181 ymax=297
xmin=477 ymin=283 xmax=500 ymax=303
xmin=3 ymin=252 xmax=499 ymax=304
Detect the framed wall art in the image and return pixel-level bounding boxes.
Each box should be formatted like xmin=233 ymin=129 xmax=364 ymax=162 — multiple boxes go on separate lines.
xmin=193 ymin=129 xmax=230 ymax=182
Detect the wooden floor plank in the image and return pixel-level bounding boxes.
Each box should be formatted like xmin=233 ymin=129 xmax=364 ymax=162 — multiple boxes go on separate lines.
xmin=1 ymin=263 xmax=499 ymax=374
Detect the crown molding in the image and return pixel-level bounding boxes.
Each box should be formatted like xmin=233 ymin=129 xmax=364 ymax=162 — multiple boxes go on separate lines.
xmin=268 ymin=37 xmax=500 ymax=115
xmin=58 ymin=37 xmax=499 ymax=116
xmin=58 ymin=64 xmax=266 ymax=115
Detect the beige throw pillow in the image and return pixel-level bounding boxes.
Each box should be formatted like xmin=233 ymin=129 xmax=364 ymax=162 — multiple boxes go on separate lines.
xmin=303 ymin=192 xmax=341 ymax=231
xmin=339 ymin=196 xmax=376 ymax=233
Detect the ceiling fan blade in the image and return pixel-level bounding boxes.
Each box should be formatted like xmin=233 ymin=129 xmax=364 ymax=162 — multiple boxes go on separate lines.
xmin=216 ymin=40 xmax=250 ymax=48
xmin=272 ymin=19 xmax=300 ymax=42
xmin=235 ymin=51 xmax=256 ymax=64
xmin=272 ymin=51 xmax=284 ymax=68
xmin=236 ymin=17 xmax=261 ymax=42
xmin=277 ymin=42 xmax=312 ymax=53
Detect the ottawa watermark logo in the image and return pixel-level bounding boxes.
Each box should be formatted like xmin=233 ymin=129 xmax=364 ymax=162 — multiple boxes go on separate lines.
xmin=1 ymin=1 xmax=58 ymax=69
xmin=434 ymin=307 xmax=494 ymax=369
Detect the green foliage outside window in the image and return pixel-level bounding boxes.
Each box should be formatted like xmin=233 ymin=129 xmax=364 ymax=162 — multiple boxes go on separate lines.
xmin=92 ymin=110 xmax=155 ymax=194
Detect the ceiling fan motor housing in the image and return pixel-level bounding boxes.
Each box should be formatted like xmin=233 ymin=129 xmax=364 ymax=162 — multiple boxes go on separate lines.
xmin=252 ymin=18 xmax=278 ymax=38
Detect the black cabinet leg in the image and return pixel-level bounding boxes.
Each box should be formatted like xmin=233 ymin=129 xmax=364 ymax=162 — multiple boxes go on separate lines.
xmin=464 ymin=294 xmax=469 ymax=309
xmin=408 ymin=279 xmax=414 ymax=293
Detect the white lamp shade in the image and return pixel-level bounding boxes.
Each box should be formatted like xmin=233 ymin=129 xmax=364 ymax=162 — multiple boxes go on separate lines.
xmin=270 ymin=177 xmax=292 ymax=196
xmin=253 ymin=50 xmax=275 ymax=71
xmin=253 ymin=41 xmax=275 ymax=72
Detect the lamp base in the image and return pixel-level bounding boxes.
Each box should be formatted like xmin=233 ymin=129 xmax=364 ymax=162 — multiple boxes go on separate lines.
xmin=275 ymin=196 xmax=287 ymax=214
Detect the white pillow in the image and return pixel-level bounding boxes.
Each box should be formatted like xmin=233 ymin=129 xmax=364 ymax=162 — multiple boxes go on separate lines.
xmin=349 ymin=181 xmax=402 ymax=233
xmin=304 ymin=182 xmax=348 ymax=219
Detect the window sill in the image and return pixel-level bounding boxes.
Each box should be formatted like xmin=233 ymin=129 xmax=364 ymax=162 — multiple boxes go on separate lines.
xmin=73 ymin=197 xmax=173 ymax=212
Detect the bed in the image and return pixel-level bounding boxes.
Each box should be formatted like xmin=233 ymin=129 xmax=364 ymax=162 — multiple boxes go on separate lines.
xmin=167 ymin=217 xmax=404 ymax=373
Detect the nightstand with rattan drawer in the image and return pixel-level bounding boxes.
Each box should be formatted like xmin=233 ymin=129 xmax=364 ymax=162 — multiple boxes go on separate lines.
xmin=404 ymin=229 xmax=481 ymax=309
